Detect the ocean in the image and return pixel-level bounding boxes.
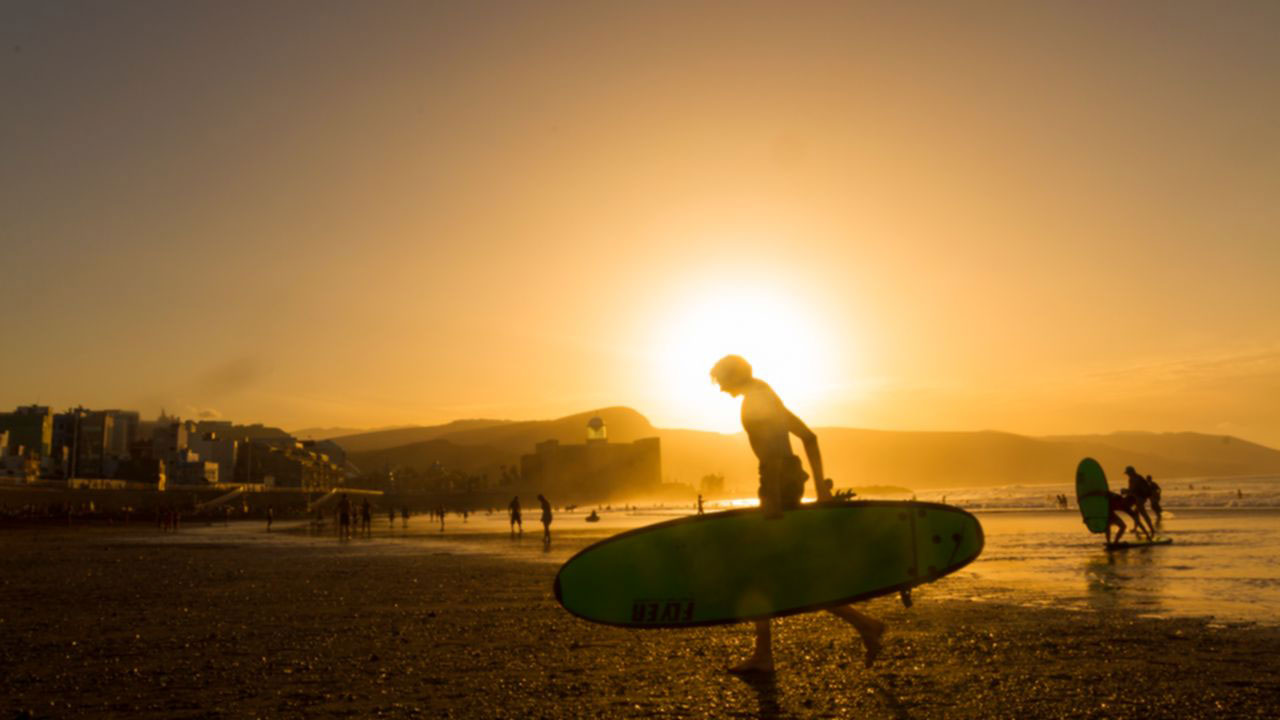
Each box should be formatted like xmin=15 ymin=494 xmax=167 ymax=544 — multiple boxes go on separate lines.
xmin=177 ymin=474 xmax=1280 ymax=626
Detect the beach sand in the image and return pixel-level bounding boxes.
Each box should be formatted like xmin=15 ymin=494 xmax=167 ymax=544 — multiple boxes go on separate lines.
xmin=2 ymin=524 xmax=1277 ymax=719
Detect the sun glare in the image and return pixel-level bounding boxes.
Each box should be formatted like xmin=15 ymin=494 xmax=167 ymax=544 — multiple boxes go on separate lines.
xmin=650 ymin=283 xmax=839 ymax=432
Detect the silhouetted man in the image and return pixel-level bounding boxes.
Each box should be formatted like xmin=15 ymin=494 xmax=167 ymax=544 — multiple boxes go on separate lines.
xmin=1122 ymin=466 xmax=1157 ymax=536
xmin=538 ymin=494 xmax=552 ymax=544
xmin=509 ymin=496 xmax=523 ymax=537
xmin=711 ymin=354 xmax=884 ymax=674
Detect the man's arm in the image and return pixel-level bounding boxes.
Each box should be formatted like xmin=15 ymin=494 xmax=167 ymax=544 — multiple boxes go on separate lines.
xmin=786 ymin=410 xmax=829 ymax=501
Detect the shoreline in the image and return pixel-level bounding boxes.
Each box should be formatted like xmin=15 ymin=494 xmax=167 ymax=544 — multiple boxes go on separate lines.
xmin=3 ymin=526 xmax=1278 ymax=718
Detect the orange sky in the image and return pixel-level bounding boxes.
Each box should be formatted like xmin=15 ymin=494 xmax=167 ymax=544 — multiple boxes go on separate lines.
xmin=3 ymin=2 xmax=1279 ymax=446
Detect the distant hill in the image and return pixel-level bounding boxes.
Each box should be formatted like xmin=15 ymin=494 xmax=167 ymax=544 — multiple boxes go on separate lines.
xmin=1041 ymin=432 xmax=1280 ymax=477
xmin=348 ymin=439 xmax=513 ymax=478
xmin=330 ymin=419 xmax=513 ymax=453
xmin=332 ymin=406 xmax=1280 ymax=495
xmin=291 ymin=425 xmax=413 ymax=440
xmin=436 ymin=407 xmax=655 ymax=449
xmin=672 ymin=427 xmax=1280 ymax=494
xmin=340 ymin=408 xmax=655 ymax=478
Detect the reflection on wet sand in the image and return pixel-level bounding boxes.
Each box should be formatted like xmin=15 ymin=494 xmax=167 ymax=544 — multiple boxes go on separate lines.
xmin=1083 ymin=548 xmax=1163 ymax=615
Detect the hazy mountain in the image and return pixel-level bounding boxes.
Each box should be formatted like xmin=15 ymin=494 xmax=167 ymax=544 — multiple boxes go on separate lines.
xmin=1041 ymin=432 xmax=1280 ymax=476
xmin=290 ymin=426 xmax=413 ymax=440
xmin=348 ymin=439 xmax=513 ymax=478
xmin=329 ymin=419 xmax=513 ymax=453
xmin=436 ymin=407 xmax=655 ymax=449
xmin=335 ymin=406 xmax=1280 ymax=494
xmin=340 ymin=408 xmax=656 ymax=478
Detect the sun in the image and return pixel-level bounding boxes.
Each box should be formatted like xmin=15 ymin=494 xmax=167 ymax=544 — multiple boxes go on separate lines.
xmin=648 ymin=282 xmax=840 ymax=432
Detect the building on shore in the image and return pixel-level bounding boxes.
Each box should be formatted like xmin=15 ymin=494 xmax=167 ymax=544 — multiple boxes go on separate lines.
xmin=519 ymin=415 xmax=660 ymax=501
xmin=187 ymin=420 xmax=239 ymax=488
xmin=0 ymin=405 xmax=53 ymax=458
xmin=234 ymin=439 xmax=344 ymax=491
xmin=73 ymin=410 xmax=116 ymax=479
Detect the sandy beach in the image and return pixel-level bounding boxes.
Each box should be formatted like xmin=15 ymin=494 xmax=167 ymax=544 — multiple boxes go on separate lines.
xmin=2 ymin=521 xmax=1277 ymax=720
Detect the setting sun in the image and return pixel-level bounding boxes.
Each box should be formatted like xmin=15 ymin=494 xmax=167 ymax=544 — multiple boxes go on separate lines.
xmin=648 ymin=278 xmax=842 ymax=432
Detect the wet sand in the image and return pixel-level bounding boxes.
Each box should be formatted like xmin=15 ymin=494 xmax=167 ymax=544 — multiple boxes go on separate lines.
xmin=2 ymin=525 xmax=1277 ymax=719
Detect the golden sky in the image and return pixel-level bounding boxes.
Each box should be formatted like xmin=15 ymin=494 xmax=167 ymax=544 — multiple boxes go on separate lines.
xmin=3 ymin=2 xmax=1279 ymax=446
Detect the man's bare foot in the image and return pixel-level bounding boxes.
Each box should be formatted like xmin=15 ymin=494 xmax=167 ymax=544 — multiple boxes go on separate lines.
xmin=727 ymin=657 xmax=775 ymax=675
xmin=862 ymin=620 xmax=886 ymax=668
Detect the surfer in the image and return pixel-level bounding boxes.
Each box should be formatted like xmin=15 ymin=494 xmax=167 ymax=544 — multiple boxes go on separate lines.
xmin=711 ymin=354 xmax=886 ymax=674
xmin=1122 ymin=467 xmax=1157 ymax=536
xmin=1104 ymin=490 xmax=1148 ymax=544
xmin=538 ymin=494 xmax=552 ymax=544
xmin=509 ymin=496 xmax=523 ymax=537
xmin=1145 ymin=475 xmax=1163 ymax=522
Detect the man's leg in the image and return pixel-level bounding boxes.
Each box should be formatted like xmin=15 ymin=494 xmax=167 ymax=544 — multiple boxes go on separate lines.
xmin=729 ymin=620 xmax=774 ymax=673
xmin=828 ymin=605 xmax=886 ymax=667
xmin=1136 ymin=502 xmax=1155 ymax=538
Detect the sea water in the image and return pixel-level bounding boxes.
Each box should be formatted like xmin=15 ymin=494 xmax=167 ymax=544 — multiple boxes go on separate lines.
xmin=176 ymin=475 xmax=1280 ymax=625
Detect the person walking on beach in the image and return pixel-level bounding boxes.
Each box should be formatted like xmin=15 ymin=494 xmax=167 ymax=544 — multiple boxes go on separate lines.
xmin=360 ymin=499 xmax=372 ymax=537
xmin=538 ymin=494 xmax=552 ymax=544
xmin=338 ymin=494 xmax=352 ymax=540
xmin=711 ymin=354 xmax=885 ymax=674
xmin=509 ymin=496 xmax=523 ymax=537
xmin=388 ymin=506 xmax=396 ymax=528
xmin=266 ymin=505 xmax=274 ymax=532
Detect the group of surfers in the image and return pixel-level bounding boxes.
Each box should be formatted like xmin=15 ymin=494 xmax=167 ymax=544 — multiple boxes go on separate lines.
xmin=1099 ymin=466 xmax=1165 ymax=545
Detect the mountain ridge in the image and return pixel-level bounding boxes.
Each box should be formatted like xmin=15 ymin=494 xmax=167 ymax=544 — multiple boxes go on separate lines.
xmin=333 ymin=406 xmax=1280 ymax=493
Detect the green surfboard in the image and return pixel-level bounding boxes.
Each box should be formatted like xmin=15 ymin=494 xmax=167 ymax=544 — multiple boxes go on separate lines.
xmin=1075 ymin=458 xmax=1110 ymax=534
xmin=554 ymin=501 xmax=984 ymax=628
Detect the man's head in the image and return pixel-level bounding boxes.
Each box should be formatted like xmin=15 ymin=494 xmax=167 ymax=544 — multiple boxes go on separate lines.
xmin=710 ymin=354 xmax=753 ymax=396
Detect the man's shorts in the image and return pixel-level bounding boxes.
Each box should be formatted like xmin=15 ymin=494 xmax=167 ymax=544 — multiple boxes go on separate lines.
xmin=758 ymin=455 xmax=808 ymax=518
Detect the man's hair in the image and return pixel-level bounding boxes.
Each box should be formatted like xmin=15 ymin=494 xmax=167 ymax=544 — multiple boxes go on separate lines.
xmin=710 ymin=354 xmax=753 ymax=387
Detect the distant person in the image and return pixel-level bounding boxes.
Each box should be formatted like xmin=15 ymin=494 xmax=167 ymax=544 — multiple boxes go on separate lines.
xmin=509 ymin=496 xmax=523 ymax=537
xmin=266 ymin=506 xmax=274 ymax=532
xmin=338 ymin=494 xmax=352 ymax=540
xmin=400 ymin=506 xmax=409 ymax=528
xmin=697 ymin=494 xmax=705 ymax=515
xmin=388 ymin=506 xmax=396 ymax=528
xmin=360 ymin=499 xmax=372 ymax=536
xmin=712 ymin=354 xmax=884 ymax=674
xmin=538 ymin=494 xmax=552 ymax=544
xmin=1237 ymin=488 xmax=1244 ymax=500
xmin=1122 ymin=467 xmax=1157 ymax=536
xmin=438 ymin=505 xmax=446 ymax=532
